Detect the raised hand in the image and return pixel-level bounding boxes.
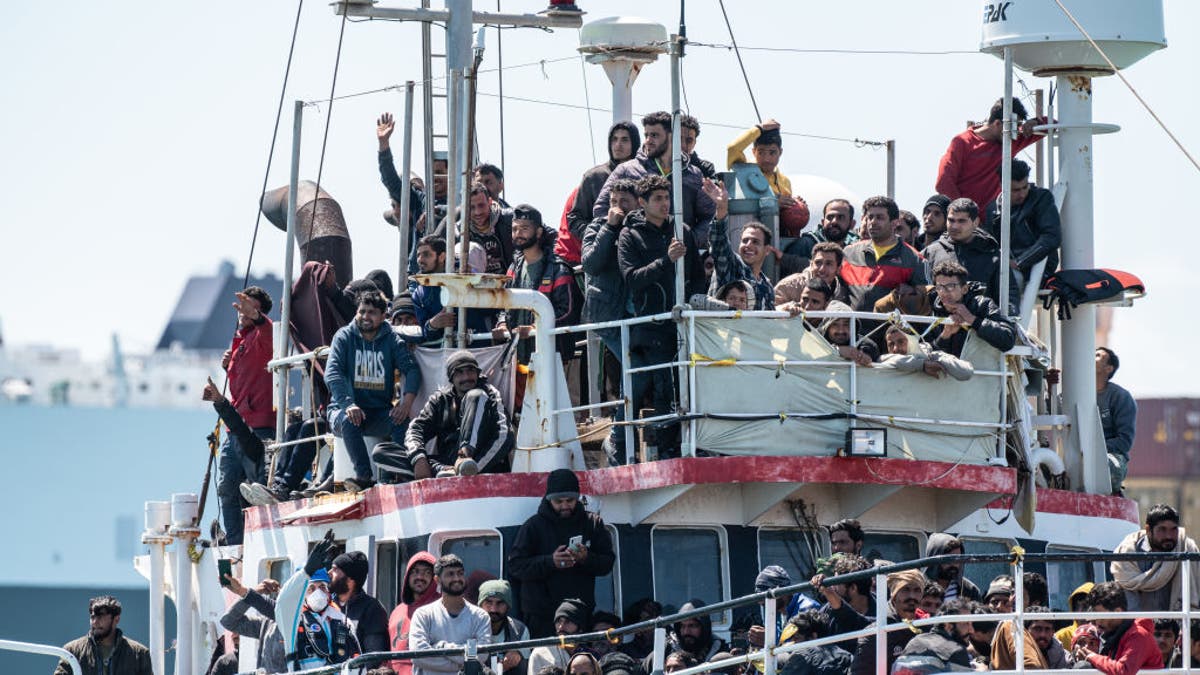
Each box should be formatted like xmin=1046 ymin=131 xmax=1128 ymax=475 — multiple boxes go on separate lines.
xmin=232 ymin=292 xmax=261 ymax=322
xmin=701 ymin=178 xmax=729 ymax=220
xmin=377 ymin=113 xmax=395 ymax=148
xmin=201 ymin=377 xmax=225 ymax=404
xmin=304 ymin=529 xmax=336 ymax=577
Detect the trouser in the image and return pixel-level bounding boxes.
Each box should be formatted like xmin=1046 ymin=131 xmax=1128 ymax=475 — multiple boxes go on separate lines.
xmin=1108 ymin=452 xmax=1129 ymax=494
xmin=329 ymin=407 xmax=405 ymax=480
xmin=630 ymin=340 xmax=680 ymax=458
xmin=217 ymin=426 xmax=273 ymax=545
xmin=272 ymin=418 xmax=330 ymax=492
xmin=599 ymin=331 xmax=627 ymax=460
xmin=374 ymin=389 xmax=506 ymax=479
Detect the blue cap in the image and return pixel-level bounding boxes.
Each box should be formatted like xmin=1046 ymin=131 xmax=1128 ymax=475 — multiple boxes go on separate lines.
xmin=309 ymin=568 xmax=330 ymax=584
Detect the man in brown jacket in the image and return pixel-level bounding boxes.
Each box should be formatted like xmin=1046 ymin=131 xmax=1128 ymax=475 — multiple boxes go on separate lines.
xmin=56 ymin=596 xmax=152 ymax=675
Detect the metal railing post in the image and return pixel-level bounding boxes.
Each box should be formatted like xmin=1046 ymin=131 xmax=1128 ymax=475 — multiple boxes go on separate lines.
xmin=275 ymin=100 xmax=303 ymax=457
xmin=763 ymin=595 xmax=778 ymax=675
xmin=1184 ymin=557 xmax=1192 ymax=671
xmin=1013 ymin=552 xmax=1026 ymax=674
xmin=875 ymin=572 xmax=887 ymax=671
xmin=398 ymin=80 xmax=415 ymax=289
xmin=652 ymin=627 xmax=667 ymax=675
xmin=0 ymin=640 xmax=83 ymax=675
xmin=849 ymin=316 xmax=858 ymax=422
xmin=621 ymin=322 xmax=635 ymax=464
xmin=687 ymin=314 xmax=697 ymax=457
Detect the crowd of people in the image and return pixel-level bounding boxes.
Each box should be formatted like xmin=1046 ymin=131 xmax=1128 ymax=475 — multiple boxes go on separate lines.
xmin=199 ymin=96 xmax=1139 ymax=548
xmin=58 ymin=498 xmax=1200 ymax=674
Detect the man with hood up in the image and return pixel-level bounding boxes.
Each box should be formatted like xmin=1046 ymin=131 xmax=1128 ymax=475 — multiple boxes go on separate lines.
xmin=324 ymin=289 xmax=422 ymax=492
xmin=529 ymin=599 xmax=591 ymax=673
xmin=1054 ymin=582 xmax=1095 ymax=650
xmin=922 ymin=197 xmax=1002 ymax=303
xmin=567 ymin=121 xmax=640 ymax=244
xmin=508 ymin=469 xmax=615 ymax=637
xmin=387 ymin=551 xmax=439 ymax=675
xmin=652 ymin=599 xmax=727 ymax=669
xmin=924 ymin=534 xmax=982 ymax=603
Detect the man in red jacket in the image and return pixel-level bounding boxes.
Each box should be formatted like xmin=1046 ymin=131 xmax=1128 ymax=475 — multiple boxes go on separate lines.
xmin=387 ymin=551 xmax=439 ymax=675
xmin=935 ymin=97 xmax=1043 ymax=209
xmin=1074 ymin=581 xmax=1164 ymax=674
xmin=218 ymin=287 xmax=274 ymax=545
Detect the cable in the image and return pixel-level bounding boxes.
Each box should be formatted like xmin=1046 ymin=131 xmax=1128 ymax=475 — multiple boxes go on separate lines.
xmin=1051 ymin=0 xmax=1200 ymax=174
xmin=688 ymin=42 xmax=980 ymax=56
xmin=716 ymin=0 xmax=760 ymax=122
xmin=577 ymin=28 xmax=597 ymax=166
xmin=305 ymin=10 xmax=351 ymax=250
xmin=495 ymin=1 xmax=506 ymax=178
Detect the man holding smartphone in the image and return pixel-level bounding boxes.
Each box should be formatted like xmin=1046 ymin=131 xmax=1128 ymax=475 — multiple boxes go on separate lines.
xmin=507 ymin=469 xmax=616 ymax=638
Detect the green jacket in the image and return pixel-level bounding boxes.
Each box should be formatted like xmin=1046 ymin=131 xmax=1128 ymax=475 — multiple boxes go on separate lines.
xmin=55 ymin=630 xmax=152 ymax=675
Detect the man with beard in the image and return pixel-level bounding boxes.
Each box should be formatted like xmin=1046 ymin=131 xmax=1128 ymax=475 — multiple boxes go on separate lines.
xmin=593 ymin=111 xmax=716 ymax=246
xmin=1111 ymin=503 xmax=1200 ymax=611
xmin=703 ymin=180 xmax=774 ymax=310
xmin=387 ymin=552 xmax=439 ymax=675
xmin=779 ymin=199 xmax=859 ymax=277
xmin=568 ymin=121 xmax=641 ymax=243
xmin=479 ymin=579 xmax=530 ymax=675
xmin=829 ymin=519 xmax=864 ymax=556
xmin=56 ymin=596 xmax=152 ymax=675
xmin=820 ymin=303 xmax=878 ymax=366
xmin=891 ymin=598 xmax=979 ymax=672
xmin=508 ymin=469 xmax=615 ymax=637
xmin=918 ymin=194 xmax=951 ymax=250
xmin=434 ymin=183 xmax=515 ymax=275
xmin=409 ymin=555 xmax=492 ymax=675
xmin=849 ymin=569 xmax=926 ymax=675
xmin=329 ymin=551 xmax=390 ymax=655
xmin=500 ymin=204 xmax=582 ymax=362
xmin=983 ymin=159 xmax=1062 ymax=301
xmin=275 ymin=533 xmax=363 ymax=672
xmin=664 ymin=600 xmax=727 ymax=664
xmin=924 ymin=534 xmax=981 ymax=602
xmin=841 ymin=196 xmax=926 ymax=312
xmin=811 ymin=554 xmax=875 ymax=653
xmin=529 ymin=599 xmax=591 ymax=674
xmin=324 ymin=289 xmax=422 ymax=492
xmin=991 ymin=573 xmax=1053 ymax=671
xmin=922 ymin=197 xmax=1001 ymax=302
xmin=775 ymin=242 xmax=847 ymax=308
xmin=410 ymin=237 xmax=463 ymax=344
xmin=1025 ymin=607 xmax=1073 ymax=669
xmin=1073 ymin=582 xmax=1163 ymax=674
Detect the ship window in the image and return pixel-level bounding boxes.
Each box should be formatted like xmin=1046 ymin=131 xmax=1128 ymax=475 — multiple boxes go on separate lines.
xmin=376 ymin=541 xmax=399 ymax=612
xmin=960 ymin=537 xmax=1016 ymax=594
xmin=758 ymin=528 xmax=819 ymax=584
xmin=1045 ymin=544 xmax=1100 ymax=610
xmin=266 ymin=558 xmax=292 ymax=584
xmin=437 ymin=531 xmax=503 ymax=580
xmin=651 ymin=526 xmax=727 ymax=624
xmin=594 ymin=524 xmax=621 ymax=614
xmin=860 ymin=531 xmax=922 ymax=566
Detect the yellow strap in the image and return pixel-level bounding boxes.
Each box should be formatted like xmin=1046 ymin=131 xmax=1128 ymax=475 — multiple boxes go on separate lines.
xmin=690 ymin=353 xmax=737 ymax=367
xmin=903 ymin=618 xmax=921 ymax=634
xmin=1010 ymin=544 xmax=1027 ymax=565
xmin=606 ymin=628 xmax=621 ymax=645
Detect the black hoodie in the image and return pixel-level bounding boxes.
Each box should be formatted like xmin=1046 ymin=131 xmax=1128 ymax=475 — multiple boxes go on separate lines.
xmin=923 ymin=533 xmax=982 ymax=602
xmin=567 ymin=122 xmax=643 ymax=242
xmin=922 ymin=230 xmax=1002 ymax=302
xmin=616 ymin=208 xmax=706 ymax=352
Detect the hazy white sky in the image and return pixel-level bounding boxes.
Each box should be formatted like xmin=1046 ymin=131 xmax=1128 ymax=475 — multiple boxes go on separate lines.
xmin=2 ymin=0 xmax=1198 ymax=396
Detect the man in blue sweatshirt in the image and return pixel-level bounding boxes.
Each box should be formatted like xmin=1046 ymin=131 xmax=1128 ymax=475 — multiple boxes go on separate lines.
xmin=1097 ymin=347 xmax=1136 ymax=495
xmin=325 ymin=289 xmax=422 ymax=491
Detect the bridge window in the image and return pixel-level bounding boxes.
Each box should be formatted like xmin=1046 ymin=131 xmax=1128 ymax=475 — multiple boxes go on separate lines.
xmin=434 ymin=530 xmax=503 ymax=581
xmin=758 ymin=528 xmax=820 ymax=584
xmin=594 ymin=524 xmax=621 ymax=614
xmin=960 ymin=537 xmax=1016 ymax=594
xmin=860 ymin=531 xmax=922 ymax=566
xmin=375 ymin=541 xmax=399 ymax=612
xmin=652 ymin=526 xmax=727 ymax=624
xmin=265 ymin=558 xmax=292 ymax=585
xmin=1045 ymin=544 xmax=1099 ymax=610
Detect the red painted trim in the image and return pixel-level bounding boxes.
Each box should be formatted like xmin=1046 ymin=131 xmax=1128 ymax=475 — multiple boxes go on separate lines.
xmin=245 ymin=456 xmax=1137 ymax=531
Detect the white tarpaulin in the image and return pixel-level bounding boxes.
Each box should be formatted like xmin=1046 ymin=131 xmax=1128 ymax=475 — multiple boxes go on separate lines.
xmin=691 ymin=317 xmax=1003 ymax=464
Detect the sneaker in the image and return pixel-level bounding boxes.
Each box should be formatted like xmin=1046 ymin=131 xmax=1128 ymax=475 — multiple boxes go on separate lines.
xmin=269 ymin=485 xmax=291 ymax=502
xmin=240 ymin=482 xmax=279 ymax=507
xmin=343 ymin=476 xmax=376 ymax=493
xmin=455 ymin=458 xmax=479 ymax=476
xmin=602 ymin=436 xmax=624 ymax=467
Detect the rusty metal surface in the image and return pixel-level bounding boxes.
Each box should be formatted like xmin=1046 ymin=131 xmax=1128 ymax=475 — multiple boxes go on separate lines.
xmin=261 ymin=180 xmax=353 ymax=288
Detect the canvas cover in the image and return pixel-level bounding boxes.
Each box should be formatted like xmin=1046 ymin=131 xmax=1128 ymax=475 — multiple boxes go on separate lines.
xmin=690 ymin=317 xmax=1003 ymax=464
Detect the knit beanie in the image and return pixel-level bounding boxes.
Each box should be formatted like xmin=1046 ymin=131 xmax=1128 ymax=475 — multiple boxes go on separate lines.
xmin=754 ymin=565 xmax=792 ymax=592
xmin=923 ymin=194 xmax=952 ymax=214
xmin=331 ymin=551 xmax=369 ymax=588
xmin=445 ymin=350 xmax=480 ymax=380
xmin=390 ymin=293 xmax=417 ymax=319
xmin=545 ymin=468 xmax=581 ymax=501
xmin=555 ymin=598 xmax=592 ymax=630
xmin=478 ymin=579 xmax=513 ymax=607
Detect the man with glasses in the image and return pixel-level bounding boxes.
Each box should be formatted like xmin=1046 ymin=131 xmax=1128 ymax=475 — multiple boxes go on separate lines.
xmin=56 ymin=596 xmax=152 ymax=675
xmin=929 ymin=261 xmax=1016 ymax=357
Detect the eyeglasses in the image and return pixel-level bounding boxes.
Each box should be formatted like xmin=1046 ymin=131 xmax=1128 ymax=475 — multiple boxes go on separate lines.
xmin=934 ymin=282 xmax=962 ymax=292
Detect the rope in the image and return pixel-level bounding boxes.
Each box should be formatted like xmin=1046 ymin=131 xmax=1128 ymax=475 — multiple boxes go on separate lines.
xmin=1051 ymin=0 xmax=1200 ymax=174
xmin=716 ymin=0 xmax=760 ymax=122
xmin=304 ymin=10 xmax=351 ymax=251
xmin=577 ymin=28 xmax=598 ymax=167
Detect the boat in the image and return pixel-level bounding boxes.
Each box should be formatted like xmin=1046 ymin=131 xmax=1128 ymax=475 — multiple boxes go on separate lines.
xmin=4 ymin=1 xmax=1191 ymax=674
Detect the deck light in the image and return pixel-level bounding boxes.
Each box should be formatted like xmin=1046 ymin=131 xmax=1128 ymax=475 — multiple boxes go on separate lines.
xmin=845 ymin=428 xmax=887 ymax=457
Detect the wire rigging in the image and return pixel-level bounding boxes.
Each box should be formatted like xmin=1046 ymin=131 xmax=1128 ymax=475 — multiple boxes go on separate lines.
xmin=577 ymin=28 xmax=597 ymax=166
xmin=305 ymin=10 xmax=352 ymax=250
xmin=716 ymin=0 xmax=760 ymax=123
xmin=1051 ymin=0 xmax=1200 ymax=174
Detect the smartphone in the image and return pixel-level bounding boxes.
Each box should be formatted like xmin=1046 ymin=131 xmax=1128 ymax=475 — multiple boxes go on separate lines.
xmin=218 ymin=559 xmax=233 ymax=587
xmin=568 ymin=535 xmax=583 ymax=552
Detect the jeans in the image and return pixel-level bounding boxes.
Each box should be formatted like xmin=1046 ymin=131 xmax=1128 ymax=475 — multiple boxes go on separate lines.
xmin=273 ymin=418 xmax=330 ymax=492
xmin=217 ymin=426 xmax=273 ymax=545
xmin=599 ymin=332 xmax=627 ymax=458
xmin=329 ymin=407 xmax=406 ymax=480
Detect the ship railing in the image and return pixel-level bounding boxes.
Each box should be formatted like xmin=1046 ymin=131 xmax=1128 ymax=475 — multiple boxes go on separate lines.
xmin=546 ymin=307 xmax=1030 ymax=465
xmin=0 ymin=639 xmax=82 ymax=674
xmin=241 ymin=549 xmax=1197 ymax=675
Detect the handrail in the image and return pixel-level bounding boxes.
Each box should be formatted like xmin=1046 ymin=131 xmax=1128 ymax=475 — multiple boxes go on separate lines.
xmin=245 ymin=550 xmax=1200 ymax=674
xmin=0 ymin=639 xmax=83 ymax=675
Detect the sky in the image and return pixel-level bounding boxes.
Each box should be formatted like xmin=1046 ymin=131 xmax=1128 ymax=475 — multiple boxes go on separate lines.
xmin=2 ymin=0 xmax=1198 ymax=397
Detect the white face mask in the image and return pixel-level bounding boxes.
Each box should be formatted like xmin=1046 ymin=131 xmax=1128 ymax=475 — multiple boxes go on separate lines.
xmin=306 ymin=589 xmax=330 ymax=613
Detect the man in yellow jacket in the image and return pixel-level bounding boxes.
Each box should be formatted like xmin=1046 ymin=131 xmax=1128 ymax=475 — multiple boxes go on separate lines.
xmin=727 ymin=119 xmax=795 ymax=205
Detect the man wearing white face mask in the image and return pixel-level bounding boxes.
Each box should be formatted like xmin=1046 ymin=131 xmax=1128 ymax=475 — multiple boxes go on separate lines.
xmin=277 ymin=530 xmax=363 ymax=671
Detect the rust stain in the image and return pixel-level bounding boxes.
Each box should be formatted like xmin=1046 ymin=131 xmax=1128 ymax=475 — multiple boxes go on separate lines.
xmin=1067 ymin=75 xmax=1092 ymax=96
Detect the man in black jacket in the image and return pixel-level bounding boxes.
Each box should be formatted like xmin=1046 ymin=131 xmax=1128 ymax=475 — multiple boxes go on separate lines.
xmin=929 ymin=261 xmax=1016 ymax=357
xmin=330 ymin=551 xmax=391 ymax=655
xmin=924 ymin=534 xmax=982 ymax=602
xmin=922 ymin=197 xmax=1001 ymax=302
xmin=56 ymin=595 xmax=153 ymax=675
xmin=501 ymin=204 xmax=582 ymax=363
xmin=984 ymin=159 xmax=1061 ymax=308
xmin=892 ymin=598 xmax=978 ymax=672
xmin=507 ymin=469 xmax=615 ymax=638
xmin=379 ymin=350 xmax=512 ymax=480
xmin=567 ymin=121 xmax=640 ymax=242
xmin=616 ymin=175 xmax=706 ymax=457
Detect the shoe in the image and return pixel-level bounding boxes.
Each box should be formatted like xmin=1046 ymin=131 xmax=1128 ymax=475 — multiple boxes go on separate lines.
xmin=240 ymin=482 xmax=279 ymax=507
xmin=455 ymin=458 xmax=479 ymax=476
xmin=344 ymin=476 xmax=376 ymax=493
xmin=269 ymin=485 xmax=291 ymax=502
xmin=602 ymin=436 xmax=624 ymax=467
